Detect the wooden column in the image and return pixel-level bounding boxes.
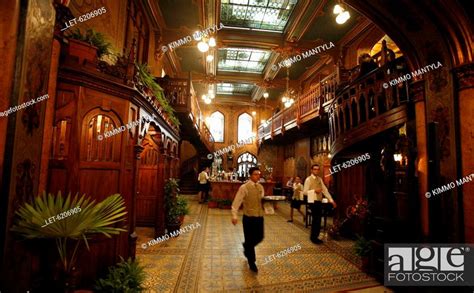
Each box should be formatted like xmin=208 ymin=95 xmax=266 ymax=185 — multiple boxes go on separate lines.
xmin=155 ymin=151 xmax=167 ymax=237
xmin=411 ymin=80 xmax=430 ymax=238
xmin=453 ymin=63 xmax=474 ymax=242
xmin=130 ymin=144 xmax=144 ymax=258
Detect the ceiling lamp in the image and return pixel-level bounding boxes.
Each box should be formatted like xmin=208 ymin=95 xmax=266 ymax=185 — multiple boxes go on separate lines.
xmin=334 ymin=3 xmax=350 ymax=24
xmin=206 ymin=55 xmax=214 ymax=62
xmin=201 ymin=94 xmax=207 ymax=100
xmin=204 ymin=97 xmax=212 ymax=104
xmin=198 ymin=41 xmax=209 ymax=52
xmin=208 ymin=37 xmax=216 ymax=47
xmin=333 ymin=4 xmax=343 ymax=14
xmin=251 ymin=111 xmax=256 ymax=116
xmin=194 ymin=31 xmax=202 ymax=41
xmin=281 ymin=66 xmax=294 ymax=109
xmin=263 ymin=92 xmax=269 ymax=99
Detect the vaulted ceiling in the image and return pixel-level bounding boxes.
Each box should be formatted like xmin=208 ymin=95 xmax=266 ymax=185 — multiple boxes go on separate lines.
xmin=154 ymin=0 xmax=368 ymax=105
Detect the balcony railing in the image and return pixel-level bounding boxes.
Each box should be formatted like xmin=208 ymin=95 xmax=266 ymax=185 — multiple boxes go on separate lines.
xmin=159 ymin=75 xmax=215 ymax=151
xmin=329 ymin=57 xmax=410 ymax=155
xmin=258 ymin=71 xmax=338 ymax=139
xmin=257 ymin=56 xmax=410 ymax=154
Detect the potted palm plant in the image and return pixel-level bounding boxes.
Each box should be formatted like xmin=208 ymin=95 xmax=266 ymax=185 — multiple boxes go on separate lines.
xmin=11 ymin=192 xmax=127 ymax=292
xmin=354 ymin=235 xmax=372 ymax=272
xmin=95 ymin=257 xmax=146 ymax=292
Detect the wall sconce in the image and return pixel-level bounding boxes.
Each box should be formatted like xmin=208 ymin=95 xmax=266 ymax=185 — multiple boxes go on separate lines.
xmin=393 ymin=153 xmax=407 ymax=166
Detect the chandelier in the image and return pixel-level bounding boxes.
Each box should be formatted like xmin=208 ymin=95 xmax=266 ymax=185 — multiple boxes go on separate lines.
xmin=333 ymin=2 xmax=351 ymax=24
xmin=201 ymin=84 xmax=216 ymax=104
xmin=282 ymin=67 xmax=294 ymax=108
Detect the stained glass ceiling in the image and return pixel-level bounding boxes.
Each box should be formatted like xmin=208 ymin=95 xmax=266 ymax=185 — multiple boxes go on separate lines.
xmin=218 ymin=48 xmax=271 ymax=74
xmin=217 ymin=82 xmax=255 ymax=95
xmin=220 ymin=0 xmax=299 ymax=32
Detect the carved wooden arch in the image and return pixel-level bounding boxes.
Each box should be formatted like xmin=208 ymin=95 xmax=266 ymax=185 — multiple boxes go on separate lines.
xmin=81 ymin=108 xmax=124 ymax=162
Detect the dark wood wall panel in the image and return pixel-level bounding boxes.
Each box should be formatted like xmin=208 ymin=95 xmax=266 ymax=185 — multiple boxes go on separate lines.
xmin=79 ymin=169 xmax=120 ymax=199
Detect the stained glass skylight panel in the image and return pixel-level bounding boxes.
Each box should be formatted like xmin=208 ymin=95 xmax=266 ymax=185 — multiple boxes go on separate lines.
xmin=221 ymin=0 xmax=298 ymax=32
xmin=218 ymin=48 xmax=271 ymax=73
xmin=217 ymin=83 xmax=255 ymax=95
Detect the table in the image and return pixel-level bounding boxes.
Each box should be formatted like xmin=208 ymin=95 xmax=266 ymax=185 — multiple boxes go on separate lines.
xmin=262 ymin=195 xmax=286 ymax=214
xmin=209 ymin=181 xmax=276 ymax=200
xmin=302 ymin=196 xmax=333 ymax=229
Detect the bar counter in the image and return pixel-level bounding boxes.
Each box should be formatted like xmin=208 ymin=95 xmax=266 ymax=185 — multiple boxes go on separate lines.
xmin=210 ymin=180 xmax=276 ymax=200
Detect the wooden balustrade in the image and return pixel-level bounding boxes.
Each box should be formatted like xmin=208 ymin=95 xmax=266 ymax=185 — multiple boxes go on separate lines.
xmin=159 ymin=75 xmax=214 ymax=151
xmin=257 ymin=57 xmax=410 ymax=152
xmin=258 ymin=71 xmax=337 ymax=139
xmin=329 ymin=57 xmax=410 ymax=155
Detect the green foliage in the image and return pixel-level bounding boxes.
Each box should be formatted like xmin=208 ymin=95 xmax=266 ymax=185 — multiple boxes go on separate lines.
xmin=219 ymin=199 xmax=233 ymax=206
xmin=164 ymin=180 xmax=188 ymax=223
xmin=354 ymin=235 xmax=372 ymax=257
xmin=135 ymin=63 xmax=180 ymax=127
xmin=95 ymin=257 xmax=146 ymax=293
xmin=67 ymin=28 xmax=112 ymax=57
xmin=176 ymin=196 xmax=189 ymax=216
xmin=11 ymin=192 xmax=127 ymax=273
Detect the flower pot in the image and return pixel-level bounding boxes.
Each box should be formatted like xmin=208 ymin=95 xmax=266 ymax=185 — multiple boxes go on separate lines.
xmin=361 ymin=256 xmax=370 ymax=272
xmin=166 ymin=223 xmax=181 ymax=235
xmin=66 ymin=39 xmax=98 ymax=64
xmin=208 ymin=201 xmax=218 ymax=208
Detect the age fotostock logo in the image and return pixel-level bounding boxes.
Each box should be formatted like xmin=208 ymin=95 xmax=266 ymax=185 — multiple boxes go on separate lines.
xmin=385 ymin=244 xmax=474 ymax=286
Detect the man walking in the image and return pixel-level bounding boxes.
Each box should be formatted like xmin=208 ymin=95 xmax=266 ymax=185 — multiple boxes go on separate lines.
xmin=303 ymin=164 xmax=336 ymax=244
xmin=198 ymin=167 xmax=210 ymax=204
xmin=231 ymin=167 xmax=264 ymax=272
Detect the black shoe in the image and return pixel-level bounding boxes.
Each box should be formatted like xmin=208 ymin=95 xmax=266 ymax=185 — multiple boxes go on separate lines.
xmin=287 ymin=220 xmax=293 ymax=222
xmin=311 ymin=238 xmax=323 ymax=244
xmin=249 ymin=262 xmax=258 ymax=273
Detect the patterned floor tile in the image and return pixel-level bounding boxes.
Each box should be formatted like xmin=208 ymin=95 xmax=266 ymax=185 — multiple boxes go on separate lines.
xmin=136 ymin=194 xmax=385 ymax=292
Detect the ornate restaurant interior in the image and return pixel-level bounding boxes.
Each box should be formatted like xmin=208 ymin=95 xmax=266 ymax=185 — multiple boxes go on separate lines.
xmin=0 ymin=0 xmax=473 ymax=292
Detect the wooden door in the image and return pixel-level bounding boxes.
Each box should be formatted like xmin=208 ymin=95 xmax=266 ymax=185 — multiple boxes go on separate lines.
xmin=136 ymin=147 xmax=159 ymax=226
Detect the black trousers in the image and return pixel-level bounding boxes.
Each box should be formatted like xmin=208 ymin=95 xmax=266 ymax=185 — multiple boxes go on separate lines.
xmin=242 ymin=215 xmax=264 ymax=263
xmin=310 ymin=201 xmax=322 ymax=241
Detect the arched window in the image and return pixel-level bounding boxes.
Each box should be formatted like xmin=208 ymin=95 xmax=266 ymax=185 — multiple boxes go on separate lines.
xmin=238 ymin=113 xmax=253 ymax=143
xmin=237 ymin=152 xmax=258 ymax=177
xmin=208 ymin=111 xmax=224 ymax=142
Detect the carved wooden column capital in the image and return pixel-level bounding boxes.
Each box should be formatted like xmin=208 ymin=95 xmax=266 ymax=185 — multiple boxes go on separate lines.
xmin=453 ymin=63 xmax=474 ymax=91
xmin=410 ymin=79 xmax=426 ymax=103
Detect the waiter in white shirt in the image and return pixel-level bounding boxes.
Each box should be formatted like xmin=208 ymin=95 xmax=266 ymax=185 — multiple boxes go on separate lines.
xmin=231 ymin=167 xmax=264 ymax=273
xmin=303 ymin=164 xmax=337 ymax=244
xmin=198 ymin=167 xmax=210 ymax=203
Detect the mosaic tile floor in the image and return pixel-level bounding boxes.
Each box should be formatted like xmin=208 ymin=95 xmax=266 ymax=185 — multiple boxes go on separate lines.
xmin=136 ymin=195 xmax=386 ymax=292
